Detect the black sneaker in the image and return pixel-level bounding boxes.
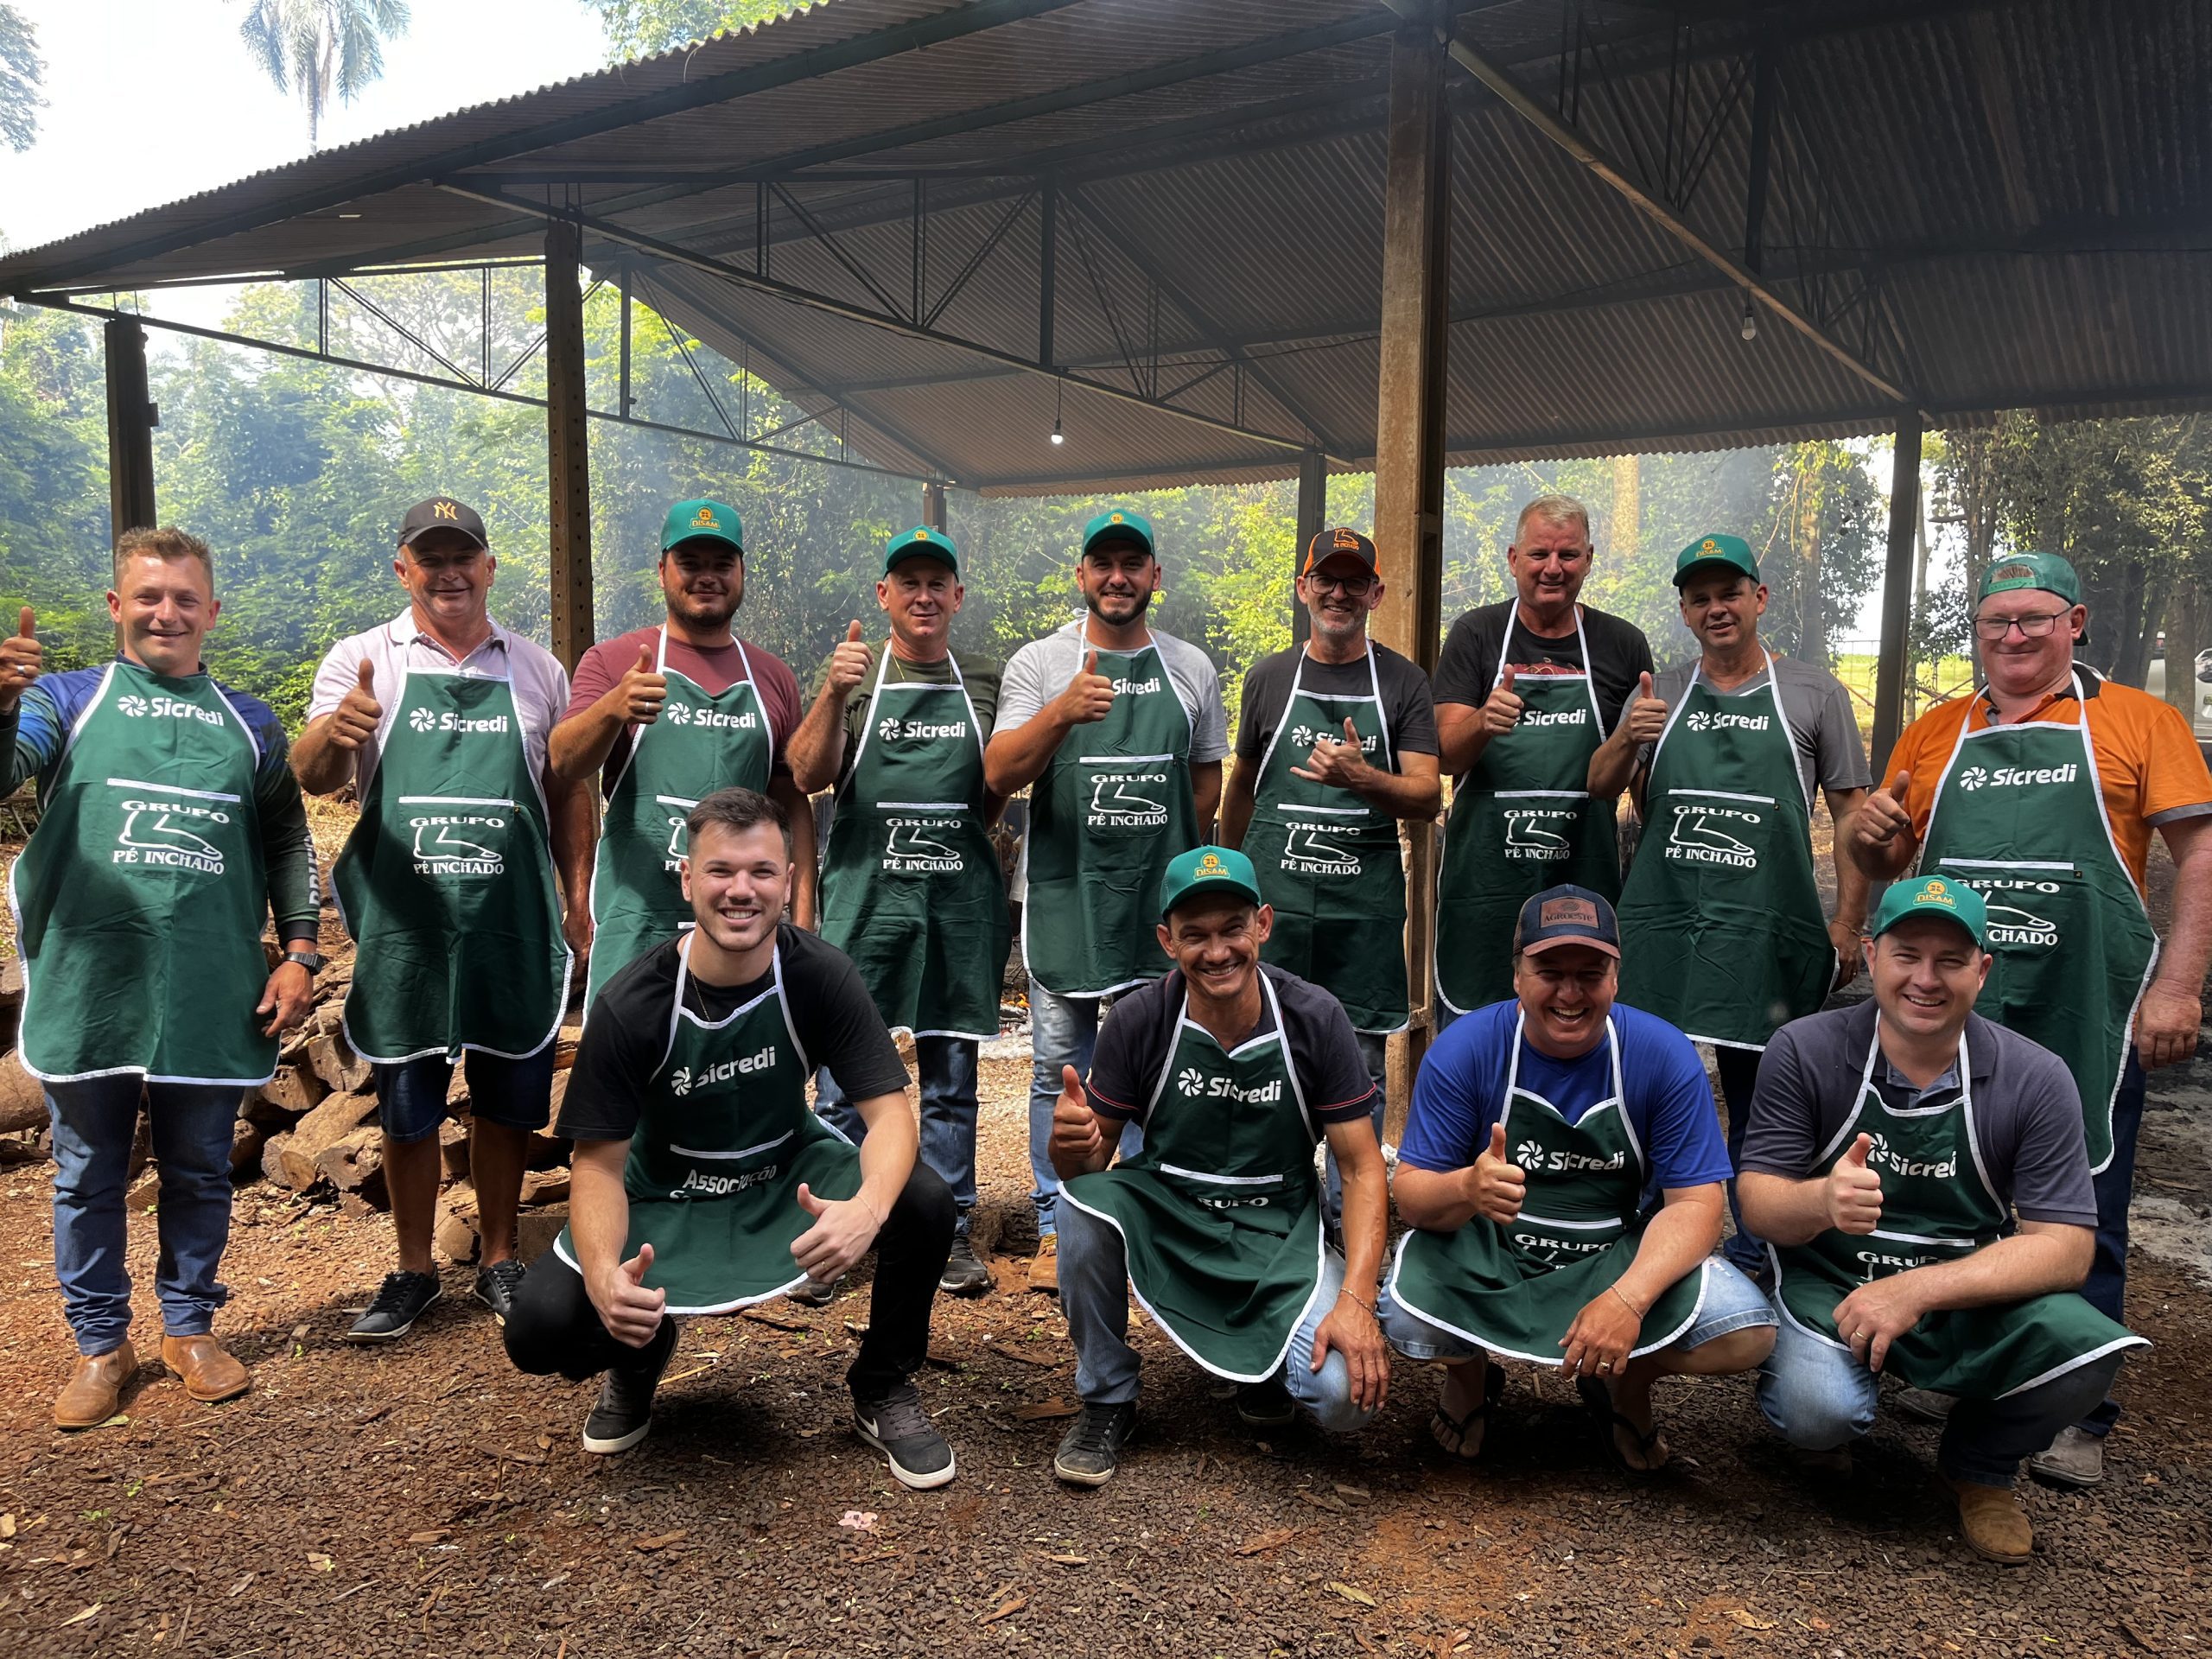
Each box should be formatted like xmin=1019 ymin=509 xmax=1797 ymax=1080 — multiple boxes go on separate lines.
xmin=1053 ymin=1401 xmax=1139 ymax=1486
xmin=582 ymin=1317 xmax=677 ymax=1455
xmin=787 ymin=1274 xmax=842 ymax=1308
xmin=1235 ymin=1374 xmax=1296 ymax=1429
xmin=474 ymin=1259 xmax=527 ymax=1324
xmin=344 ymin=1271 xmax=442 ymax=1344
xmin=938 ymin=1234 xmax=991 ymax=1297
xmin=853 ymin=1382 xmax=957 ymax=1490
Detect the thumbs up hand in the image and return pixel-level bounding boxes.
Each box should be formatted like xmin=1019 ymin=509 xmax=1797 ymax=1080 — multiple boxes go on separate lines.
xmin=615 ymin=639 xmax=670 ymax=725
xmin=328 ymin=657 xmax=384 ymax=751
xmin=1290 ymin=714 xmax=1371 ymax=790
xmin=0 ymin=606 xmax=41 ymax=711
xmin=1823 ymin=1132 xmax=1885 ymax=1235
xmin=1481 ymin=664 xmax=1524 ymax=735
xmin=791 ymin=1179 xmax=887 ymax=1284
xmin=1623 ymin=670 xmax=1669 ymax=745
xmin=824 ymin=619 xmax=872 ymax=698
xmin=1469 ymin=1121 xmax=1528 ymax=1225
xmin=1856 ymin=769 xmax=1915 ymax=849
xmin=1055 ymin=649 xmax=1116 ymax=726
xmin=1049 ymin=1063 xmax=1107 ymax=1176
xmin=592 ymin=1239 xmax=669 ymax=1348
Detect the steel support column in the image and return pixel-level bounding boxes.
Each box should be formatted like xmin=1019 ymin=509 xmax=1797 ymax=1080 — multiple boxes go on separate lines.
xmin=103 ymin=317 xmax=156 ymax=540
xmin=1293 ymin=448 xmax=1325 ymax=647
xmin=1371 ymin=14 xmax=1452 ymax=1117
xmin=544 ymin=226 xmax=594 ymax=671
xmin=922 ymin=480 xmax=948 ymax=533
xmin=1871 ymin=410 xmax=1923 ymax=774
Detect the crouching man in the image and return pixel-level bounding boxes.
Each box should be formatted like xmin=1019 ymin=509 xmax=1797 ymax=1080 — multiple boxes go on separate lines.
xmin=1046 ymin=846 xmax=1389 ymax=1486
xmin=502 ymin=787 xmax=961 ymax=1490
xmin=1384 ymin=885 xmax=1775 ymax=1471
xmin=1742 ymin=874 xmax=2143 ymax=1564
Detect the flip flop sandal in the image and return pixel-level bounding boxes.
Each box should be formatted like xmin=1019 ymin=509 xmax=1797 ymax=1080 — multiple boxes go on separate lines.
xmin=1576 ymin=1376 xmax=1669 ymax=1472
xmin=1427 ymin=1363 xmax=1505 ymax=1461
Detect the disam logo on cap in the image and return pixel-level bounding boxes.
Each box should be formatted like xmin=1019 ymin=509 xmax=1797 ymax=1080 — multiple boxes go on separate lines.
xmin=1109 ymin=512 xmax=1125 ymax=524
xmin=1916 ymin=878 xmax=1957 ymax=909
xmin=1701 ymin=537 xmax=1718 ymax=552
xmin=691 ymin=505 xmax=717 ymax=528
xmin=1538 ymin=896 xmax=1599 ymax=930
xmin=1198 ymin=852 xmax=1224 ymax=874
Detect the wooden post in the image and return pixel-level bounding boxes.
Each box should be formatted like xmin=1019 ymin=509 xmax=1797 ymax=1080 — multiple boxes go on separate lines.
xmin=1370 ymin=12 xmax=1451 ymax=1120
xmin=104 ymin=317 xmax=156 ymax=541
xmin=544 ymin=222 xmax=594 ymax=671
xmin=1293 ymin=448 xmax=1325 ymax=646
xmin=1870 ymin=411 xmax=1923 ymax=773
xmin=923 ymin=481 xmax=948 ymax=533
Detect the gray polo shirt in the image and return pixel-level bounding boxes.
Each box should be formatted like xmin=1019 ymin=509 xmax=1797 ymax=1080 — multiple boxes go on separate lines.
xmin=1641 ymin=653 xmax=1872 ymax=805
xmin=1740 ymin=1000 xmax=2097 ymax=1228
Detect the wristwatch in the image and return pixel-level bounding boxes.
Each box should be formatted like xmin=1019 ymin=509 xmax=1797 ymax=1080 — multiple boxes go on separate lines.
xmin=283 ymin=949 xmax=327 ymax=975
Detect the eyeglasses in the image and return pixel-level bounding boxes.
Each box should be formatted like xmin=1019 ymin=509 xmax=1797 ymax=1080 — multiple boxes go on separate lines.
xmin=1972 ymin=607 xmax=2073 ymax=642
xmin=1306 ymin=573 xmax=1374 ymax=597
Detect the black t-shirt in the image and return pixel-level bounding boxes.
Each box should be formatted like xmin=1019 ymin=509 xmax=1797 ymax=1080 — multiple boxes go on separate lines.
xmin=1432 ymin=600 xmax=1655 ymax=748
xmin=1086 ymin=963 xmax=1377 ymax=1128
xmin=559 ymin=925 xmax=910 ymax=1143
xmin=1233 ymin=642 xmax=1440 ymax=761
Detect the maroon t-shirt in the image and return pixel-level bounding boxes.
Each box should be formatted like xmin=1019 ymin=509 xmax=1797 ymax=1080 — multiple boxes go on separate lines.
xmin=565 ymin=626 xmax=803 ymax=793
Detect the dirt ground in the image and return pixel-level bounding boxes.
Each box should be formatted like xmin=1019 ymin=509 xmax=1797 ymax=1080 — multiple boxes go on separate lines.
xmin=0 ymin=817 xmax=2207 ymax=1656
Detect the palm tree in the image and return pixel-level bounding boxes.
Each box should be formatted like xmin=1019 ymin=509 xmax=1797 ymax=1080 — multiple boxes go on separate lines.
xmin=237 ymin=0 xmax=411 ymax=149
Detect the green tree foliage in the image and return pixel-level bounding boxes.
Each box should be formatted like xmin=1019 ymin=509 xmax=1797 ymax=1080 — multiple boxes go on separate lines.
xmin=583 ymin=0 xmax=815 ymax=61
xmin=0 ymin=3 xmax=43 ymax=154
xmin=234 ymin=0 xmax=411 ymax=147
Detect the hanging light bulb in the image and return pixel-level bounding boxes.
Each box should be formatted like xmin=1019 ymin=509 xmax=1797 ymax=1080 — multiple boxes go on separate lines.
xmin=1740 ymin=296 xmax=1758 ymax=341
xmin=1051 ymin=416 xmax=1065 ymax=446
xmin=1050 ymin=377 xmax=1066 ymax=445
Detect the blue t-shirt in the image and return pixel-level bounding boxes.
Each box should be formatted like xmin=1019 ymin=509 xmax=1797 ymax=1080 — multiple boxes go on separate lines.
xmin=1399 ymin=1000 xmax=1732 ymax=1191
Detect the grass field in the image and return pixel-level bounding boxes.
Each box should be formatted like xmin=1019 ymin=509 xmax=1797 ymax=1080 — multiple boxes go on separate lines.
xmin=1830 ymin=651 xmax=1979 ymax=748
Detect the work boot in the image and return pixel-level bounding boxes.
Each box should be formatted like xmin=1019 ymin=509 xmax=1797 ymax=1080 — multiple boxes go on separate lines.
xmin=1945 ymin=1476 xmax=2033 ymax=1565
xmin=1027 ymin=1235 xmax=1059 ymax=1294
xmin=54 ymin=1343 xmax=137 ymax=1429
xmin=2027 ymin=1425 xmax=2105 ymax=1488
xmin=938 ymin=1233 xmax=991 ymax=1297
xmin=160 ymin=1335 xmax=251 ymax=1403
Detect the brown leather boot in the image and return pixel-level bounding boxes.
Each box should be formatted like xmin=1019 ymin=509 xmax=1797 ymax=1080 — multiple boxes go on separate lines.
xmin=1027 ymin=1235 xmax=1058 ymax=1294
xmin=160 ymin=1335 xmax=251 ymax=1403
xmin=54 ymin=1343 xmax=137 ymax=1429
xmin=1946 ymin=1476 xmax=2033 ymax=1565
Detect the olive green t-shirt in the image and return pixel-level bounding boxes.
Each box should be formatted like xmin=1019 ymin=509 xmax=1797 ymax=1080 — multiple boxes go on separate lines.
xmin=827 ymin=642 xmax=1004 ymax=791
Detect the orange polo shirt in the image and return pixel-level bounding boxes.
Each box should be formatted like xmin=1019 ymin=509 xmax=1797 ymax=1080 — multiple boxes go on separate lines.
xmin=1883 ymin=671 xmax=2212 ymax=895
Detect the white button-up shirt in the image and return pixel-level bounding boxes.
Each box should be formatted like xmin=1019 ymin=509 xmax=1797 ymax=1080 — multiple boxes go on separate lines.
xmin=307 ymin=609 xmax=570 ymax=793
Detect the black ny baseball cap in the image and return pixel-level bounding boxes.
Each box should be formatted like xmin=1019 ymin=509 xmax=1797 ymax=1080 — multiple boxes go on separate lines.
xmin=398 ymin=497 xmax=488 ymax=550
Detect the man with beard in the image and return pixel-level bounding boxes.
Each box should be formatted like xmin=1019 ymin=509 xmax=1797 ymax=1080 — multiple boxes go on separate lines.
xmin=552 ymin=498 xmax=813 ymax=1002
xmin=985 ymin=508 xmax=1228 ymax=1293
xmin=785 ymin=525 xmax=1009 ymax=1299
xmin=1046 ymin=846 xmax=1389 ymax=1484
xmin=1220 ymin=526 xmax=1440 ymax=1237
xmin=1743 ymin=876 xmax=2142 ymax=1563
xmin=1616 ymin=534 xmax=1871 ymax=1278
xmin=502 ymin=787 xmax=959 ymax=1487
xmin=296 ymin=498 xmax=594 ymax=1341
xmin=1432 ymin=495 xmax=1665 ymax=1018
xmin=1849 ymin=552 xmax=2212 ymax=1486
xmin=1385 ymin=886 xmax=1775 ymax=1471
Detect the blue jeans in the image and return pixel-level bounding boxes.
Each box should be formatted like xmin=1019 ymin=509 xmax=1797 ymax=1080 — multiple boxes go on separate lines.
xmin=2079 ymin=1052 xmax=2147 ymax=1434
xmin=1026 ymin=977 xmax=1139 ymax=1239
xmin=1756 ymin=1294 xmax=2128 ymax=1487
xmin=372 ymin=1046 xmax=556 ymax=1144
xmin=1715 ymin=1045 xmax=1770 ymax=1276
xmin=1055 ymin=1197 xmax=1374 ymax=1433
xmin=817 ymin=1036 xmax=981 ymax=1231
xmin=1381 ymin=1256 xmax=1777 ymax=1362
xmin=1323 ymin=1031 xmax=1390 ymax=1240
xmin=48 ymin=1077 xmax=243 ymax=1356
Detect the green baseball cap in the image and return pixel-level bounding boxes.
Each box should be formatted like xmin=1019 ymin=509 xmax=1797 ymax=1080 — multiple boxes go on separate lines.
xmin=1673 ymin=532 xmax=1760 ymax=588
xmin=1160 ymin=844 xmax=1263 ymax=919
xmin=881 ymin=524 xmax=960 ymax=576
xmin=1082 ymin=506 xmax=1156 ymax=559
xmin=1978 ymin=550 xmax=2080 ymax=607
xmin=661 ymin=498 xmax=744 ymax=555
xmin=1871 ymin=874 xmax=1986 ymax=949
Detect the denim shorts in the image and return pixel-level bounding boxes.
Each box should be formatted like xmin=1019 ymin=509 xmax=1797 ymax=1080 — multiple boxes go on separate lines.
xmin=372 ymin=1046 xmax=557 ymax=1144
xmin=1382 ymin=1255 xmax=1777 ymax=1363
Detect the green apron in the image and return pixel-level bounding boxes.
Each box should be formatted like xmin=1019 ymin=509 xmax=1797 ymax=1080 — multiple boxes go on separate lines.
xmin=585 ymin=627 xmax=772 ymax=1007
xmin=1617 ymin=650 xmax=1836 ymax=1049
xmin=1059 ymin=973 xmax=1327 ymax=1382
xmin=10 ymin=659 xmax=275 ymax=1086
xmin=1436 ymin=611 xmax=1618 ymax=1014
xmin=817 ymin=647 xmax=1008 ymax=1039
xmin=1248 ymin=646 xmax=1408 ymax=1033
xmin=552 ymin=936 xmax=863 ymax=1313
xmin=1023 ymin=637 xmax=1198 ymax=996
xmin=1388 ymin=1014 xmax=1713 ymax=1363
xmin=332 ymin=663 xmax=569 ymax=1063
xmin=1770 ymin=1023 xmax=2145 ymax=1395
xmin=1917 ymin=673 xmax=2158 ymax=1173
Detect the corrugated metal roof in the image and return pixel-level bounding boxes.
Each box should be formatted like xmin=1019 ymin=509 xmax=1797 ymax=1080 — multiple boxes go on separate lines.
xmin=3 ymin=0 xmax=2206 ymax=492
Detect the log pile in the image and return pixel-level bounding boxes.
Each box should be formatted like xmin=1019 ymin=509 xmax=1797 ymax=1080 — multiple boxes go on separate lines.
xmin=0 ymin=955 xmax=582 ymax=1264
